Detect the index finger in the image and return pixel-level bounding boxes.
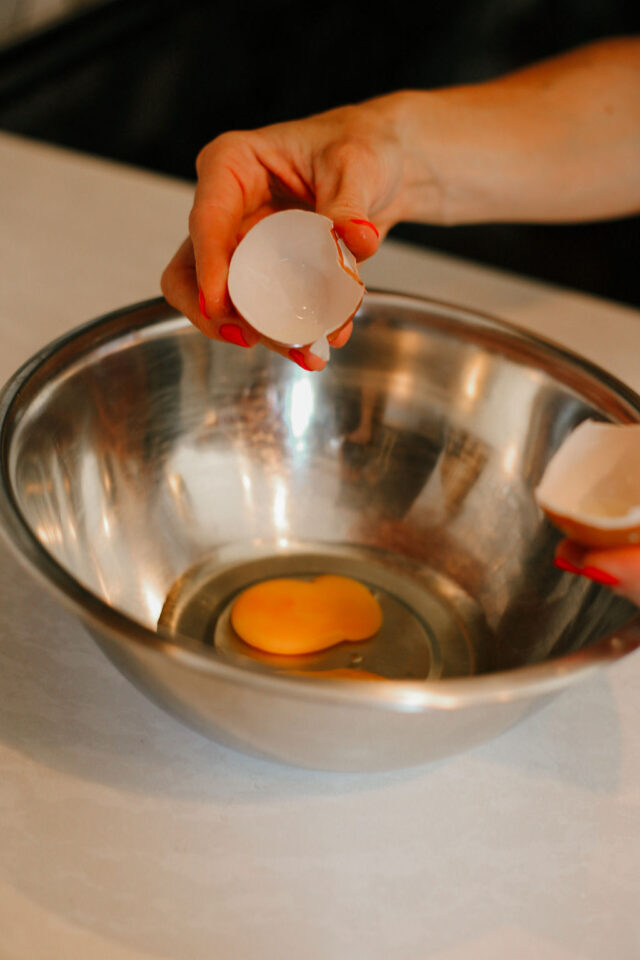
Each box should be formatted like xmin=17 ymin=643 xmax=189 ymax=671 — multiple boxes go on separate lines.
xmin=189 ymin=134 xmax=269 ymax=319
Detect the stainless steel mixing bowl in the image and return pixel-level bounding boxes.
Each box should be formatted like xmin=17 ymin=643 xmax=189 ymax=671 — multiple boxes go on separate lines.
xmin=1 ymin=292 xmax=639 ymax=771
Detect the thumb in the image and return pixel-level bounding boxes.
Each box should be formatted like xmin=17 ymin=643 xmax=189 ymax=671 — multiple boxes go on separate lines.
xmin=331 ymin=215 xmax=381 ymax=262
xmin=314 ymin=153 xmax=381 ymax=261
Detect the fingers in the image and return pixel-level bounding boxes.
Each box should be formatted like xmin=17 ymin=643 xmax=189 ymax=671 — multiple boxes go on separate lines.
xmin=268 ymin=319 xmax=354 ymax=371
xmin=161 ymin=236 xmax=202 ymax=323
xmin=284 ymin=319 xmax=355 ymax=369
xmin=190 ymin=133 xmax=268 ymax=320
xmin=161 ymin=237 xmax=354 ymax=371
xmin=161 ymin=236 xmax=260 ymax=346
xmin=313 ymin=142 xmax=383 ymax=262
xmin=161 ymin=237 xmax=340 ymax=368
xmin=555 ymin=539 xmax=640 ymax=604
xmin=166 ymin=118 xmax=380 ymax=367
xmin=259 ymin=335 xmax=327 ymax=372
xmin=333 ymin=218 xmax=381 ymax=264
xmin=328 ymin=320 xmax=354 ymax=349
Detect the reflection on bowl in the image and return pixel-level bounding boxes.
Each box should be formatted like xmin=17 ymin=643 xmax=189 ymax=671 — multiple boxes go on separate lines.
xmin=0 ymin=292 xmax=638 ymax=771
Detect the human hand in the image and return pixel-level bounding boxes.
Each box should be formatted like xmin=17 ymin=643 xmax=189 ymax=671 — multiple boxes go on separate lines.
xmin=161 ymin=94 xmax=433 ymax=369
xmin=555 ymin=539 xmax=640 ymax=606
xmin=162 ymin=37 xmax=640 ymax=370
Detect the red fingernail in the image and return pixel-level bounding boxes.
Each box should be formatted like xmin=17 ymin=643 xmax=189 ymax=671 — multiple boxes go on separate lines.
xmin=554 ymin=557 xmax=581 ymax=574
xmin=350 ymin=218 xmax=379 ymax=238
xmin=219 ymin=323 xmax=250 ymax=347
xmin=580 ymin=566 xmax=620 ymax=586
xmin=289 ymin=349 xmax=312 ymax=370
xmin=198 ymin=289 xmax=210 ymax=320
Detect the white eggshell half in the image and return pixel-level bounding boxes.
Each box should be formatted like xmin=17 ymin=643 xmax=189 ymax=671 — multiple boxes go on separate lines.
xmin=534 ymin=420 xmax=640 ymax=545
xmin=227 ymin=210 xmax=364 ymax=349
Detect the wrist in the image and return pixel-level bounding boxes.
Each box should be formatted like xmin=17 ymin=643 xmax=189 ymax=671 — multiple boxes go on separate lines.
xmin=370 ymin=84 xmax=559 ymax=227
xmin=363 ymin=90 xmax=452 ymax=225
xmin=387 ymin=87 xmax=511 ymax=226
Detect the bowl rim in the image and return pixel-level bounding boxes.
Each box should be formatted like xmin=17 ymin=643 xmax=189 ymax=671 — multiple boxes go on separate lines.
xmin=1 ymin=290 xmax=639 ymax=713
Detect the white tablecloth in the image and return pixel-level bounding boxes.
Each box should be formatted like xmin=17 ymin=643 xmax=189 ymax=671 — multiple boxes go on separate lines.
xmin=0 ymin=131 xmax=638 ymax=960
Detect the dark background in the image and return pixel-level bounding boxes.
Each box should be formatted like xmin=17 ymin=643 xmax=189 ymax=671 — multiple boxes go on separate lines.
xmin=1 ymin=0 xmax=638 ymax=306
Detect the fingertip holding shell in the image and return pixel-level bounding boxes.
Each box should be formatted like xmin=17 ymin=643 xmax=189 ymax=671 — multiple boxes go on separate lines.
xmin=227 ymin=210 xmax=364 ymax=360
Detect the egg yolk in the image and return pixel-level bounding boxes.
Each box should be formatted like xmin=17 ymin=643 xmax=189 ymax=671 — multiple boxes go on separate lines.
xmin=230 ymin=574 xmax=382 ymax=655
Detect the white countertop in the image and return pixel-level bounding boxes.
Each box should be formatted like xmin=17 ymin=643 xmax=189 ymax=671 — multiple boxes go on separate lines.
xmin=0 ymin=130 xmax=638 ymax=960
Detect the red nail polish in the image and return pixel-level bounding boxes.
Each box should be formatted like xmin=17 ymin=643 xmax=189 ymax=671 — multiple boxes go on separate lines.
xmin=289 ymin=349 xmax=312 ymax=370
xmin=349 ymin=218 xmax=379 ymax=238
xmin=580 ymin=566 xmax=620 ymax=586
xmin=219 ymin=323 xmax=249 ymax=347
xmin=554 ymin=557 xmax=581 ymax=574
xmin=198 ymin=289 xmax=210 ymax=320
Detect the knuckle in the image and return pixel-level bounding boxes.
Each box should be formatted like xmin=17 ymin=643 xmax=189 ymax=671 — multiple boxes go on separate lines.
xmin=187 ymin=204 xmax=200 ymax=235
xmin=324 ymin=136 xmax=379 ymax=183
xmin=160 ymin=265 xmax=174 ymax=302
xmin=188 ymin=202 xmax=211 ymax=236
xmin=328 ymin=138 xmax=362 ymax=167
xmin=195 ymin=130 xmax=248 ymax=176
xmin=194 ymin=146 xmax=207 ymax=178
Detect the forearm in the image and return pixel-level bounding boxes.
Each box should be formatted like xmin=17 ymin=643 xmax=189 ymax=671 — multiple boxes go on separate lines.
xmin=382 ymin=36 xmax=640 ymax=226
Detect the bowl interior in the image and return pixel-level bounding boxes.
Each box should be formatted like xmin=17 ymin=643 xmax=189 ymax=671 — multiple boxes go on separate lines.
xmin=4 ymin=293 xmax=638 ymax=681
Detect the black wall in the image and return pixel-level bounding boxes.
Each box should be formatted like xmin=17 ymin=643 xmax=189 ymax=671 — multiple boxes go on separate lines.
xmin=1 ymin=0 xmax=638 ymax=305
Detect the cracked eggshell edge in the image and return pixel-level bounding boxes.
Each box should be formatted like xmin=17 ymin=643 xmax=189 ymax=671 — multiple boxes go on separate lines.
xmin=534 ymin=419 xmax=640 ymax=548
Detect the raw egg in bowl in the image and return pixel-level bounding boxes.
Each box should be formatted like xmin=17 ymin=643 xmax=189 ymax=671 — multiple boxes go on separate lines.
xmin=1 ymin=292 xmax=639 ymax=771
xmin=230 ymin=574 xmax=383 ymax=656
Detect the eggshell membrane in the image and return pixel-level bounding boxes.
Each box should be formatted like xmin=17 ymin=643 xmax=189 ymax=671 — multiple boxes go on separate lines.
xmin=534 ymin=420 xmax=640 ymax=547
xmin=227 ymin=210 xmax=364 ymax=350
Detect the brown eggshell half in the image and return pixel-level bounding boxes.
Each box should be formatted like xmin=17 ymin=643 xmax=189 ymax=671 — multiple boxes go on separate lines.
xmin=534 ymin=419 xmax=640 ymax=548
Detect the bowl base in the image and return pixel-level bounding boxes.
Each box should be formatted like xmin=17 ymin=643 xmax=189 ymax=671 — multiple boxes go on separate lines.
xmin=158 ymin=540 xmax=493 ymax=680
